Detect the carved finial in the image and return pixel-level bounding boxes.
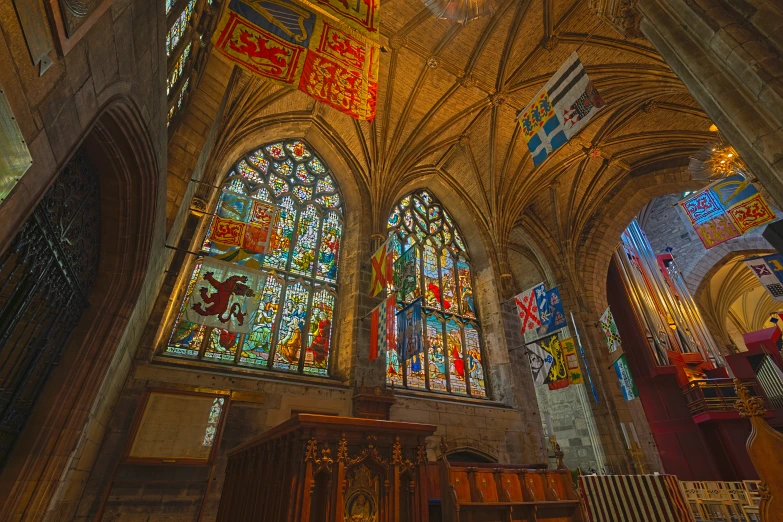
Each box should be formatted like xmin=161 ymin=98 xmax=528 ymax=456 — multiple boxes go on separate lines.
xmin=439 ymin=436 xmax=449 ymax=456
xmin=735 ymin=379 xmax=768 ymax=417
xmin=337 ymin=434 xmax=349 ymax=462
xmin=554 ymin=442 xmax=566 ymax=470
xmin=304 ymin=438 xmax=318 ymax=462
xmin=392 ymin=436 xmax=403 ymax=465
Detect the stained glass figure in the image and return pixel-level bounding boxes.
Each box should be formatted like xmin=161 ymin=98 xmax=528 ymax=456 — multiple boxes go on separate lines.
xmin=385 ymin=190 xmax=488 ymax=398
xmin=164 ymin=139 xmax=342 ymax=377
xmin=426 ymin=312 xmax=447 ymax=391
xmin=465 ymin=323 xmax=486 ymax=397
xmin=446 ymin=319 xmax=467 ymax=395
xmin=202 ymin=397 xmax=225 ymax=447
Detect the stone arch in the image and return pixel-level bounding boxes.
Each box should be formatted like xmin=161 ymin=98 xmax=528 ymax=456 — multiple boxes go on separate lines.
xmin=0 ymin=97 xmax=160 ymax=520
xmin=578 ymin=163 xmax=704 ymax=315
xmin=159 ymin=119 xmax=372 ymax=383
xmin=684 ymin=236 xmax=776 ymax=295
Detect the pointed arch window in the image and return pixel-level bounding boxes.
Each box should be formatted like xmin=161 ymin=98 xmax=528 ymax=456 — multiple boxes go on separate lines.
xmin=162 ymin=139 xmax=343 ymax=377
xmin=386 ymin=191 xmax=488 ymax=398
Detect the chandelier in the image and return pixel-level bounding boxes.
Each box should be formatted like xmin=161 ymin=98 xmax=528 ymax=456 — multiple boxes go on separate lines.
xmin=422 ymin=0 xmax=496 ymax=23
xmin=688 ymin=130 xmax=749 ymax=181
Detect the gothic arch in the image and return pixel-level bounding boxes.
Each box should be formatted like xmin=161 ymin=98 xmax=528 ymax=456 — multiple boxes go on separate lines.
xmin=0 ymin=97 xmax=160 ymax=520
xmin=685 ymin=237 xmax=776 ymax=295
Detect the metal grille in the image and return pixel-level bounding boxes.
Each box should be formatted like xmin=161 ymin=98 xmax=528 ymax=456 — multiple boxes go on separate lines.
xmin=755 ymin=355 xmax=783 ymax=410
xmin=0 ymin=149 xmax=100 ymax=467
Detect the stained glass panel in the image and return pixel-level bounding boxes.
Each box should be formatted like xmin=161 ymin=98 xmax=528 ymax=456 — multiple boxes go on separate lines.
xmin=304 ymin=287 xmax=334 ymax=375
xmin=317 ymin=212 xmax=341 ymax=282
xmin=163 ymin=139 xmax=342 ymax=378
xmin=204 ymin=328 xmax=240 ymax=362
xmin=166 ymin=0 xmax=196 ymax=57
xmin=265 ymin=197 xmax=297 ymax=270
xmin=385 ymin=190 xmax=487 ymax=397
xmin=426 ymin=312 xmax=447 ymax=391
xmin=407 ymin=354 xmax=426 ymax=389
xmin=446 ymin=319 xmax=467 ymax=395
xmin=166 ymin=261 xmax=205 ymax=358
xmin=290 ymin=205 xmax=320 ymax=276
xmin=423 ymin=244 xmax=440 ymax=310
xmin=457 ymin=258 xmax=476 ymax=318
xmin=465 ymin=323 xmax=486 ymax=397
xmin=167 ymin=42 xmax=192 ymax=96
xmin=441 ymin=251 xmax=456 ymax=313
xmin=273 ymin=281 xmax=310 ymax=372
xmin=240 ymin=273 xmax=284 ymax=367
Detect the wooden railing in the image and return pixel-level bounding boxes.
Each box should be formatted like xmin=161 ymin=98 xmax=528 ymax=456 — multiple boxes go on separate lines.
xmin=683 ymin=378 xmax=765 ymax=416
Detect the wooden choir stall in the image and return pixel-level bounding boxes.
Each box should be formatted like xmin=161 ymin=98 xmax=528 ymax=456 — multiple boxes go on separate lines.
xmin=216 ymin=414 xmax=437 ymax=522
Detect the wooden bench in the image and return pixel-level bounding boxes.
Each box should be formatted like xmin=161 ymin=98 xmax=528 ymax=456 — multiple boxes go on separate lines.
xmin=439 ymin=458 xmax=583 ymax=522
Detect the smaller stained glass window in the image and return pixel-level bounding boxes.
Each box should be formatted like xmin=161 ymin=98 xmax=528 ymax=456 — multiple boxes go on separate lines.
xmin=167 ymin=42 xmax=192 ymax=96
xmin=167 ymin=78 xmax=190 ymax=125
xmin=166 ymin=0 xmax=196 ymax=57
xmin=385 ymin=190 xmax=488 ymax=398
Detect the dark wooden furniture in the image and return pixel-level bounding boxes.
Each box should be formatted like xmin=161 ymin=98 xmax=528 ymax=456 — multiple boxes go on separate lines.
xmin=353 ymin=385 xmax=395 ymax=420
xmin=216 ymin=414 xmax=436 ymax=522
xmin=439 ymin=457 xmax=584 ymax=522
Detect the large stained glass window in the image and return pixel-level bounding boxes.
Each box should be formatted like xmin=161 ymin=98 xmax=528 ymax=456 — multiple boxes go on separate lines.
xmin=162 ymin=139 xmax=343 ymax=377
xmin=386 ymin=191 xmax=487 ymax=398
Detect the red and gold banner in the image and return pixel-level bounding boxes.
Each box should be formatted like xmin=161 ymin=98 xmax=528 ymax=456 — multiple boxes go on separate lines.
xmin=213 ymin=0 xmax=379 ymax=120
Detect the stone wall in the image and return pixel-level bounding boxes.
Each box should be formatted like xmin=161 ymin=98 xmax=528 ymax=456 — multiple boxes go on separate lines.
xmin=0 ymin=0 xmax=168 ymax=520
xmin=641 ymin=192 xmax=777 ymax=293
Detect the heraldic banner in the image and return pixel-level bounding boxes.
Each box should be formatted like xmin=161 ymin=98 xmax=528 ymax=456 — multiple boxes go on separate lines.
xmin=526 ymin=334 xmax=569 ymax=389
xmin=515 ymin=282 xmax=545 ymax=335
xmin=184 ymin=257 xmax=267 ymax=334
xmin=212 ymin=0 xmax=379 ymax=120
xmin=394 ymin=245 xmax=418 ymax=302
xmin=397 ymin=298 xmax=423 ymax=361
xmin=517 ymin=52 xmax=605 ymax=166
xmin=678 ymin=174 xmax=777 ymax=249
xmin=369 ymin=237 xmax=393 ymax=298
xmin=599 ymin=306 xmax=622 ymax=353
xmin=746 ymin=255 xmax=783 ymax=302
xmin=613 ymin=354 xmax=639 ymax=401
xmin=536 ymin=286 xmax=567 ymax=336
xmin=370 ymin=296 xmax=396 ymax=361
xmin=208 ymin=190 xmax=279 ymax=268
xmin=561 ymin=337 xmax=583 ymax=385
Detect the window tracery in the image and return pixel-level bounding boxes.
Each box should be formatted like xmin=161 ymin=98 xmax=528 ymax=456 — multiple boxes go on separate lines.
xmin=386 ymin=191 xmax=487 ymax=397
xmin=163 ymin=139 xmax=342 ymax=377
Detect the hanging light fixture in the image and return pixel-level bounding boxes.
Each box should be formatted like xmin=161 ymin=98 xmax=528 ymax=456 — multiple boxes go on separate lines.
xmin=688 ymin=127 xmax=749 ymax=181
xmin=422 ymin=0 xmax=496 ymax=24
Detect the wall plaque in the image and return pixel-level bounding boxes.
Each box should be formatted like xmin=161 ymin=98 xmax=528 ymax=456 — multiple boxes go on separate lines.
xmin=0 ymin=86 xmax=33 ymax=204
xmin=12 ymin=0 xmax=53 ymax=75
xmin=57 ymin=0 xmax=101 ymax=37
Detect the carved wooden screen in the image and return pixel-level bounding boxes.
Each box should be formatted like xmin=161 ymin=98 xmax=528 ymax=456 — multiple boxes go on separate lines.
xmin=386 ymin=190 xmax=488 ymax=398
xmin=0 ymin=148 xmax=100 ymax=467
xmin=163 ymin=139 xmax=342 ymax=377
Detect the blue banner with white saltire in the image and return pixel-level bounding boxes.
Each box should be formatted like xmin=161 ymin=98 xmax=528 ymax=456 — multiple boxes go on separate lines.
xmin=397 ymin=298 xmax=423 ymax=361
xmin=517 ymin=52 xmax=605 ymax=166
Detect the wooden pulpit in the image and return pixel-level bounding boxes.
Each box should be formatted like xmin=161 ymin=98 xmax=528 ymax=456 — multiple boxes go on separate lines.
xmin=216 ymin=414 xmax=437 ymax=522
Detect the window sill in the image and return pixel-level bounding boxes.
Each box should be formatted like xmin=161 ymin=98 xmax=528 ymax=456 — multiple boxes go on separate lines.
xmin=393 ymin=389 xmax=511 ymax=409
xmin=150 ymin=355 xmax=351 ymax=390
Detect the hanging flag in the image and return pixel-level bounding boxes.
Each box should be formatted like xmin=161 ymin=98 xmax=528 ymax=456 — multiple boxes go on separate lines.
xmin=369 ymin=238 xmax=393 ymax=298
xmin=599 ymin=307 xmax=622 ymax=353
xmin=209 ymin=190 xmax=279 ymax=257
xmin=526 ymin=334 xmax=568 ymax=389
xmin=746 ymin=255 xmax=783 ymax=302
xmin=536 ymin=286 xmax=567 ymax=336
xmin=212 ymin=0 xmax=379 ymax=121
xmin=397 ymin=299 xmax=423 ymax=361
xmin=613 ymin=354 xmax=639 ymax=401
xmin=517 ymin=52 xmax=605 ymax=166
xmin=561 ymin=337 xmax=583 ymax=385
xmin=679 ymin=174 xmax=777 ymax=249
xmin=184 ymin=257 xmax=267 ymax=333
xmin=394 ymin=245 xmax=418 ymax=302
xmin=515 ymin=283 xmax=545 ymax=335
xmin=369 ymin=296 xmax=396 ymax=361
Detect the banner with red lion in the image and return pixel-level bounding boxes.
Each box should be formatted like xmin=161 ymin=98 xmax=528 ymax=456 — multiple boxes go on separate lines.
xmin=184 ymin=258 xmax=267 ymax=333
xmin=211 ymin=0 xmax=379 ymax=120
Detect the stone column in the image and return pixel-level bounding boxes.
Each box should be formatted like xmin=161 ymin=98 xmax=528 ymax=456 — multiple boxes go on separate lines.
xmin=636 ymin=0 xmax=783 ymax=205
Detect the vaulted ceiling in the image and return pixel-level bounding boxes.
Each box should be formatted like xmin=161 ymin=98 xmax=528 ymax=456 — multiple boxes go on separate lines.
xmin=171 ymin=0 xmax=717 ymax=296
